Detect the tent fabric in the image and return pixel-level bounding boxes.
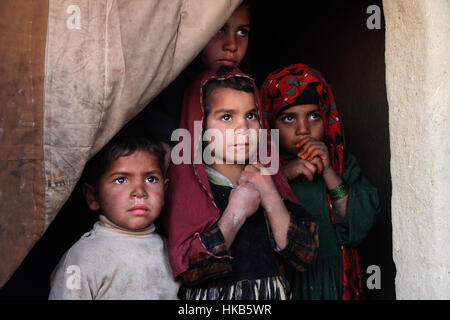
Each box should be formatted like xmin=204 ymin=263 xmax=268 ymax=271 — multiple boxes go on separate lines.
xmin=0 ymin=0 xmax=242 ymax=288
xmin=0 ymin=0 xmax=48 ymax=290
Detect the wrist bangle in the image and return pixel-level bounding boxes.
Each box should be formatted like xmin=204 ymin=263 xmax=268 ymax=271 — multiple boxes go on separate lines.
xmin=328 ymin=182 xmax=349 ymax=201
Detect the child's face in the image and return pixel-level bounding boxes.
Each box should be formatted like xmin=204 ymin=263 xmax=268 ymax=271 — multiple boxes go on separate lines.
xmin=200 ymin=5 xmax=250 ymax=70
xmin=205 ymin=87 xmax=260 ymax=164
xmin=85 ymin=150 xmax=166 ymax=231
xmin=274 ymin=104 xmax=325 ymax=156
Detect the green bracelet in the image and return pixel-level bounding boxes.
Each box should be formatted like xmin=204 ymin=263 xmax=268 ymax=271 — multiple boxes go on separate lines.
xmin=328 ymin=183 xmax=349 ymax=201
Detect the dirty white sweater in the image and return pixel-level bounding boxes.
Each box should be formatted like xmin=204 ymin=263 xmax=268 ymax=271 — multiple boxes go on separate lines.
xmin=49 ymin=215 xmax=179 ymax=300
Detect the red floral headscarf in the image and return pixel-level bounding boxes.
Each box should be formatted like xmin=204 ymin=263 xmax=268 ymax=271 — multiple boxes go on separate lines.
xmin=260 ymin=63 xmax=362 ymax=300
xmin=261 ymin=63 xmax=345 ymax=175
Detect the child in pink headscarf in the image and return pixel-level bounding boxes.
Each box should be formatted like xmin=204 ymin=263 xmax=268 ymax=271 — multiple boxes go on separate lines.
xmin=164 ymin=66 xmax=319 ymax=300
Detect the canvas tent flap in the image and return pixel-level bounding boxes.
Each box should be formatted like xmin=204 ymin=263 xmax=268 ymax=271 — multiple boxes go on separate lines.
xmin=0 ymin=0 xmax=48 ymax=290
xmin=0 ymin=0 xmax=242 ymax=288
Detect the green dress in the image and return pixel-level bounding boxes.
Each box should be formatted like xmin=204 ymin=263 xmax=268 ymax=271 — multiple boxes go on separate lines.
xmin=284 ymin=151 xmax=380 ymax=300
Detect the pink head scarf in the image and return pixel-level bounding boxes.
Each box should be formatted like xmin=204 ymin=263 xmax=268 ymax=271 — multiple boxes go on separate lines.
xmin=163 ymin=67 xmax=299 ymax=278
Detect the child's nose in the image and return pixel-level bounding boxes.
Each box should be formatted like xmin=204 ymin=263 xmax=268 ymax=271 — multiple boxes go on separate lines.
xmin=131 ymin=183 xmax=148 ymax=199
xmin=296 ymin=120 xmax=311 ymax=135
xmin=223 ymin=33 xmax=237 ymax=52
xmin=235 ymin=118 xmax=249 ymax=131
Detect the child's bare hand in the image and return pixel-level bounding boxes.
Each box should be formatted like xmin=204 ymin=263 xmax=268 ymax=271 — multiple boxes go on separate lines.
xmin=228 ymin=181 xmax=261 ymax=220
xmin=282 ymin=158 xmax=318 ymax=182
xmin=239 ymin=163 xmax=281 ymax=207
xmin=296 ymin=136 xmax=331 ymax=173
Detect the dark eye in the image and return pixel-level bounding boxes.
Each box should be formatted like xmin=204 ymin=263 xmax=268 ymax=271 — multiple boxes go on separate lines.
xmin=146 ymin=176 xmax=159 ymax=184
xmin=113 ymin=177 xmax=126 ymax=184
xmin=215 ymin=27 xmax=225 ymax=38
xmin=282 ymin=115 xmax=295 ymax=123
xmin=222 ymin=114 xmax=232 ymax=122
xmin=310 ymin=112 xmax=321 ymax=121
xmin=237 ymin=28 xmax=249 ymax=37
xmin=247 ymin=112 xmax=258 ymax=120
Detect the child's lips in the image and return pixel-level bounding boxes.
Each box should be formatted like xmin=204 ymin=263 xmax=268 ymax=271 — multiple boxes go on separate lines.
xmin=217 ymin=59 xmax=237 ymax=66
xmin=233 ymin=143 xmax=249 ymax=149
xmin=128 ymin=204 xmax=149 ymax=215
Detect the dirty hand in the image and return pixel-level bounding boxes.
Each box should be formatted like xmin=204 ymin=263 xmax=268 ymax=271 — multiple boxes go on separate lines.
xmin=296 ymin=136 xmax=331 ymax=175
xmin=282 ymin=158 xmax=318 ymax=182
xmin=228 ymin=181 xmax=261 ymax=221
xmin=239 ymin=163 xmax=281 ymax=208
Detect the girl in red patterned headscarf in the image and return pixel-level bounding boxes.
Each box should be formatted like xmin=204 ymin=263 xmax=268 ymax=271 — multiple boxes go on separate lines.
xmin=261 ymin=63 xmax=380 ymax=300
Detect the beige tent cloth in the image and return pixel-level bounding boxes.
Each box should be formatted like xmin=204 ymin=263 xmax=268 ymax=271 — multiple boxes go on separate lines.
xmin=0 ymin=0 xmax=241 ymax=288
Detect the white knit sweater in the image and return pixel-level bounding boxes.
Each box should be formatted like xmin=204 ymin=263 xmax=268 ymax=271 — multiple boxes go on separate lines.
xmin=49 ymin=215 xmax=179 ymax=300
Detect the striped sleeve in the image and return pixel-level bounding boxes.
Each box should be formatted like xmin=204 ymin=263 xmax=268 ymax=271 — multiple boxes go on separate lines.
xmin=274 ymin=199 xmax=320 ymax=271
xmin=177 ymin=222 xmax=232 ymax=286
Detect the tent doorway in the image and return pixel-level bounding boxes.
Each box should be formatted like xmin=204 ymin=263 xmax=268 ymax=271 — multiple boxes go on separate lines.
xmin=0 ymin=0 xmax=395 ymax=300
xmin=2 ymin=0 xmax=449 ymax=300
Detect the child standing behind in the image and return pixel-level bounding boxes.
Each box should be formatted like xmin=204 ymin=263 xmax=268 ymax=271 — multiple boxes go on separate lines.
xmin=49 ymin=135 xmax=179 ymax=299
xmin=261 ymin=63 xmax=380 ymax=300
xmin=125 ymin=1 xmax=252 ymax=146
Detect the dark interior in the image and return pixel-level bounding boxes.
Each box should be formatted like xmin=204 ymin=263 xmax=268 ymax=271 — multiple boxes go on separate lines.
xmin=0 ymin=0 xmax=395 ymax=300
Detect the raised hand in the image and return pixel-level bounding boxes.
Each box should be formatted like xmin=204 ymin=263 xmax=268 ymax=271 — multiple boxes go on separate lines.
xmin=282 ymin=158 xmax=318 ymax=182
xmin=296 ymin=136 xmax=332 ymax=175
xmin=227 ymin=181 xmax=261 ymax=222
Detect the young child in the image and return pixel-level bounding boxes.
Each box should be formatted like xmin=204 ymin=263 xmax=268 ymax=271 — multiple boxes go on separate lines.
xmin=260 ymin=63 xmax=381 ymax=300
xmin=124 ymin=1 xmax=252 ymax=147
xmin=164 ymin=66 xmax=319 ymax=300
xmin=48 ymin=135 xmax=179 ymax=300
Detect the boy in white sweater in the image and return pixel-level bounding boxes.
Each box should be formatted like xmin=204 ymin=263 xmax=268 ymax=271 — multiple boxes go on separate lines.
xmin=49 ymin=135 xmax=179 ymax=300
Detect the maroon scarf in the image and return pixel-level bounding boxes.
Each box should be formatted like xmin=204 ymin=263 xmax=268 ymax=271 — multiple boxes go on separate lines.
xmin=163 ymin=67 xmax=299 ymax=279
xmin=260 ymin=63 xmax=362 ymax=300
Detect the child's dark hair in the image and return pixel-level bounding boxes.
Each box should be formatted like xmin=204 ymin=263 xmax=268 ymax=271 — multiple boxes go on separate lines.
xmin=240 ymin=0 xmax=253 ymax=10
xmin=83 ymin=134 xmax=166 ymax=189
xmin=202 ymin=66 xmax=254 ymax=114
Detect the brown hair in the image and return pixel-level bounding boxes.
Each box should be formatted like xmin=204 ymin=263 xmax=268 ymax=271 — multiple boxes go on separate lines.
xmin=202 ymin=66 xmax=254 ymax=114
